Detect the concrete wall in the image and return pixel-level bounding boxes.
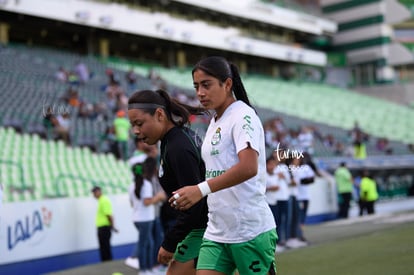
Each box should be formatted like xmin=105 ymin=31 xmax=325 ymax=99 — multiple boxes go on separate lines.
xmin=354 ymin=83 xmax=414 ymax=106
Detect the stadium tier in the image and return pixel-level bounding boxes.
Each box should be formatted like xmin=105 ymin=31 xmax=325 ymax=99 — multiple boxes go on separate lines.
xmin=128 ymin=64 xmax=414 ymax=145
xmin=1 ymin=44 xmax=413 ymax=159
xmin=108 ymin=59 xmax=414 ymax=149
xmin=0 ymin=45 xmax=154 ymax=150
xmin=1 ymin=44 xmax=412 ymax=207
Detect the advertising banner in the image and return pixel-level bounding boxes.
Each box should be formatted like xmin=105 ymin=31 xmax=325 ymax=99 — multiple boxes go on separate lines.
xmin=0 ymin=194 xmax=135 ymax=265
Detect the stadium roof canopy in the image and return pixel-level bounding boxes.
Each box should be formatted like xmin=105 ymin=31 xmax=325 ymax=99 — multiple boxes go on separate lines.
xmin=170 ymin=0 xmax=337 ymax=35
xmin=0 ymin=0 xmax=336 ymax=66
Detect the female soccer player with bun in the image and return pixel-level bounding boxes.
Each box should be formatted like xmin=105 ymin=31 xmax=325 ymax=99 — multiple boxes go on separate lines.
xmin=128 ymin=89 xmax=208 ymax=275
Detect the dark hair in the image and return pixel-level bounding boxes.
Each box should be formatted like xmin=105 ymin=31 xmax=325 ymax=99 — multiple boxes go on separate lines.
xmin=132 ymin=156 xmax=158 ymax=199
xmin=128 ymin=89 xmax=205 ymax=127
xmin=143 ymin=157 xmax=157 ymax=180
xmin=132 ymin=162 xmax=144 ymax=199
xmin=192 ymin=56 xmax=255 ymax=111
xmin=362 ymin=169 xmax=371 ymax=178
xmin=266 ymin=155 xmax=275 ymax=163
xmin=302 ymin=151 xmax=320 ymax=175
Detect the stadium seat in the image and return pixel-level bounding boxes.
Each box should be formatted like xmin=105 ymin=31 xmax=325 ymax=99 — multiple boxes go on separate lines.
xmin=0 ymin=127 xmax=130 ymax=203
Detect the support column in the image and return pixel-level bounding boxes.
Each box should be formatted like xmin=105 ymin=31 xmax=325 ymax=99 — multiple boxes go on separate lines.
xmin=0 ymin=23 xmax=10 ymax=45
xmin=271 ymin=65 xmax=279 ymax=77
xmin=239 ymin=60 xmax=247 ymax=74
xmin=99 ymin=38 xmax=109 ymax=58
xmin=177 ymin=50 xmax=186 ymax=68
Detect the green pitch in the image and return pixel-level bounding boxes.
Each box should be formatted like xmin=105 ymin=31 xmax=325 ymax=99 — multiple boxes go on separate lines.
xmin=276 ymin=221 xmax=414 ymax=275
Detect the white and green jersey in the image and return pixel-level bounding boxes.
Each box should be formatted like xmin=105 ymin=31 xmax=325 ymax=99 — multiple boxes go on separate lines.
xmin=202 ymin=101 xmax=275 ymax=243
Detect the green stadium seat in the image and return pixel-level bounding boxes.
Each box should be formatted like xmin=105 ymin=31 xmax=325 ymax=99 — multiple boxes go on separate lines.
xmin=0 ymin=127 xmax=130 ymax=202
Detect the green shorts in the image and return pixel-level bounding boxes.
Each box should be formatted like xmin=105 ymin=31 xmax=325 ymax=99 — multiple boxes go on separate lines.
xmin=174 ymin=228 xmax=206 ymax=263
xmin=197 ymin=229 xmax=278 ymax=275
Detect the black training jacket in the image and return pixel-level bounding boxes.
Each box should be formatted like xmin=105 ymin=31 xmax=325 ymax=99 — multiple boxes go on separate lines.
xmin=159 ymin=126 xmax=208 ymax=253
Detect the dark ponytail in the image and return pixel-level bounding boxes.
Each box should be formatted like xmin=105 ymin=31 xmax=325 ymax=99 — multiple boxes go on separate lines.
xmin=192 ymin=56 xmax=255 ymax=111
xmin=132 ymin=156 xmax=158 ymax=199
xmin=229 ymin=63 xmax=253 ymax=109
xmin=128 ymin=89 xmax=206 ymax=127
xmin=132 ymin=163 xmax=144 ymax=199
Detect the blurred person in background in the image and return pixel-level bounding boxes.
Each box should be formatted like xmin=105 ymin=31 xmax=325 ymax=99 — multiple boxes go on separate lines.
xmin=266 ymin=154 xmax=290 ymax=253
xmin=334 ymin=162 xmax=354 ymax=219
xmin=126 ymin=136 xmax=168 ymax=273
xmin=282 ymin=153 xmax=306 ymax=249
xmin=297 ymin=126 xmax=314 ymax=155
xmin=287 ymin=155 xmax=310 ymax=248
xmin=55 ymin=111 xmax=71 ymax=145
xmin=359 ymin=170 xmax=379 ymax=216
xmin=294 ymin=155 xmax=315 ymax=244
xmin=125 ymin=68 xmax=138 ymax=94
xmin=350 ymin=122 xmax=369 ymax=160
xmin=127 ymin=157 xmax=166 ymax=275
xmin=352 ymin=173 xmax=363 ymax=217
xmin=102 ymin=125 xmax=119 ymax=158
xmin=74 ymin=60 xmax=90 ymax=84
xmin=113 ymin=109 xmax=131 ymax=160
xmin=42 ymin=105 xmax=58 ymax=140
xmin=91 ymin=186 xmax=118 ymax=262
xmin=55 ymin=66 xmax=68 ymax=83
xmin=265 ymin=156 xmax=280 ymax=252
xmin=106 ymin=79 xmax=125 ymax=113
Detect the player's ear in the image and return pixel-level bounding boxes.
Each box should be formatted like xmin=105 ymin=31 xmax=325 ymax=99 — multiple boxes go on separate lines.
xmin=155 ymin=107 xmax=166 ymax=122
xmin=224 ymin=77 xmax=233 ymax=93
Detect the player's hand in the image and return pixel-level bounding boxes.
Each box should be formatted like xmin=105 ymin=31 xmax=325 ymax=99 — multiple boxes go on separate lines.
xmin=169 ymin=185 xmax=203 ymax=211
xmin=157 ymin=246 xmax=173 ymax=265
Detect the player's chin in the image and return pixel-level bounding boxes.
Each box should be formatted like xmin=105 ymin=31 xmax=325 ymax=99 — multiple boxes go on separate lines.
xmin=200 ymin=101 xmax=210 ymax=109
xmin=143 ymin=137 xmax=155 ymax=145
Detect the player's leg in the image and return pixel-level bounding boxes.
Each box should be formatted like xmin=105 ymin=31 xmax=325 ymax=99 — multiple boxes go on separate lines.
xmin=230 ymin=229 xmax=277 ymax=275
xmin=168 ymin=229 xmax=205 ymax=275
xmin=197 ymin=239 xmax=235 ymax=275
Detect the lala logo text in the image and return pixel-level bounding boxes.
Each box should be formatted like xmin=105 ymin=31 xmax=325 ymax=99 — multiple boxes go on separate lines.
xmin=8 ymin=207 xmax=52 ymax=250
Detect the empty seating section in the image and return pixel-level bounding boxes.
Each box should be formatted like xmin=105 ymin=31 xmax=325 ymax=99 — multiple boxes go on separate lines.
xmin=0 ymin=127 xmax=130 ymax=203
xmin=250 ymin=80 xmax=414 ymax=145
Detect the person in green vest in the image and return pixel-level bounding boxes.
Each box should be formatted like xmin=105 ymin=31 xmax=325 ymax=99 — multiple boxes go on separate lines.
xmin=354 ymin=141 xmax=367 ymax=159
xmin=92 ymin=186 xmax=118 ymax=262
xmin=359 ymin=170 xmax=379 ymax=216
xmin=352 ymin=125 xmax=367 ymax=159
xmin=113 ymin=109 xmax=131 ymax=160
xmin=334 ymin=162 xmax=354 ymax=219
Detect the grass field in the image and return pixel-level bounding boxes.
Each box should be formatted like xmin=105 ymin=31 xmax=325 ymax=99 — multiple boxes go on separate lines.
xmin=47 ymin=211 xmax=414 ymax=275
xmin=276 ymin=221 xmax=414 ymax=275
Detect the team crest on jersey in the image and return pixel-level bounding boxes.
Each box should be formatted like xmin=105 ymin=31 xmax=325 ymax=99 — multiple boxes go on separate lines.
xmin=211 ymin=127 xmax=221 ymax=145
xmin=159 ymin=159 xmax=164 ymax=177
